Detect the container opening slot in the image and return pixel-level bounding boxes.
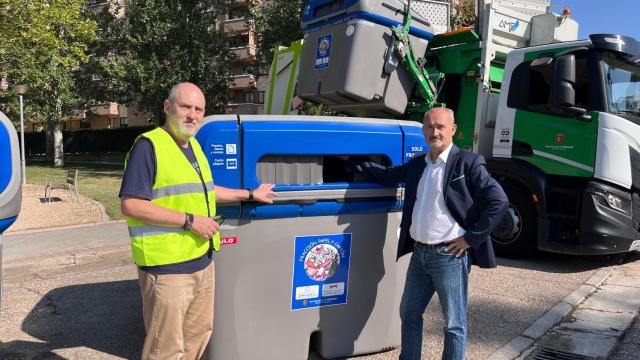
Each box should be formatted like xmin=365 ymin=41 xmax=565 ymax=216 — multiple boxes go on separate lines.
xmin=256 ymin=154 xmax=391 ymax=185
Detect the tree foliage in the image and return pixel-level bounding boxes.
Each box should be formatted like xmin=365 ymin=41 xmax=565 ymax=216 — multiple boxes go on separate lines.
xmin=0 ymin=0 xmax=98 ymax=166
xmin=0 ymin=0 xmax=97 ymax=123
xmin=74 ymin=3 xmax=130 ymax=106
xmin=247 ymin=0 xmax=306 ymax=75
xmin=116 ymin=0 xmax=235 ymax=121
xmin=448 ymin=0 xmax=476 ymax=30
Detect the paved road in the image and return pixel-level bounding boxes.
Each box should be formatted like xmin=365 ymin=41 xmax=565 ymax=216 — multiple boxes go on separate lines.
xmin=1 ymin=225 xmax=626 ymax=360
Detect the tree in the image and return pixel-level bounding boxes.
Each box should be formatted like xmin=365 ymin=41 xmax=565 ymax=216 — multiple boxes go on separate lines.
xmin=448 ymin=0 xmax=476 ymax=30
xmin=0 ymin=0 xmax=97 ymax=167
xmin=246 ymin=0 xmax=306 ymax=76
xmin=74 ymin=2 xmax=130 ymax=107
xmin=118 ymin=0 xmax=235 ymax=122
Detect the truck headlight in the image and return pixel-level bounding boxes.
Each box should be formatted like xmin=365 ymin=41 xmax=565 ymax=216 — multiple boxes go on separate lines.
xmin=593 ymin=190 xmax=632 ymax=215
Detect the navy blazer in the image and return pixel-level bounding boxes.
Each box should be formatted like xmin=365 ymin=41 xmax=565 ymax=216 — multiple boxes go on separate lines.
xmin=349 ymin=145 xmax=509 ymax=268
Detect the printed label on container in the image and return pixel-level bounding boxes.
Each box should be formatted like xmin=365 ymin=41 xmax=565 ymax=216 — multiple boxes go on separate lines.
xmin=221 ymin=237 xmax=237 ymax=245
xmin=314 ymin=34 xmax=332 ymax=70
xmin=291 ymin=233 xmax=351 ymax=310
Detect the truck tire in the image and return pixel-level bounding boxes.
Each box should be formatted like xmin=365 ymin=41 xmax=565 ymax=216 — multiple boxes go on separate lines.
xmin=491 ymin=183 xmax=538 ymax=258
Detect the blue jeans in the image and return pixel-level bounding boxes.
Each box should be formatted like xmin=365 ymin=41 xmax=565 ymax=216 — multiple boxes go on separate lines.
xmin=399 ymin=242 xmax=472 ymax=360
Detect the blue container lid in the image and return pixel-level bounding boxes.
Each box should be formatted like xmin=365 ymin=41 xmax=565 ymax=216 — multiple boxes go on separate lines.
xmin=302 ymin=0 xmax=433 ymax=41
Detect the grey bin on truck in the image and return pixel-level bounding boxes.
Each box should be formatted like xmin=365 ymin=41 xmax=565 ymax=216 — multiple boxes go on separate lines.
xmin=298 ymin=0 xmax=444 ymax=117
xmin=0 ymin=111 xmax=23 ymax=306
xmin=196 ymin=115 xmax=427 ymax=360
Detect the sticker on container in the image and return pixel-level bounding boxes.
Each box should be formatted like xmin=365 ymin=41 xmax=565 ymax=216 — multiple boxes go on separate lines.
xmin=226 ymin=158 xmax=238 ymax=170
xmin=314 ymin=34 xmax=333 ymax=70
xmin=345 ymin=24 xmax=355 ymax=37
xmin=291 ymin=233 xmax=351 ymax=310
xmin=221 ymin=236 xmax=237 ymax=246
xmin=499 ymin=128 xmax=511 ymax=143
xmin=226 ymin=143 xmax=237 ymax=155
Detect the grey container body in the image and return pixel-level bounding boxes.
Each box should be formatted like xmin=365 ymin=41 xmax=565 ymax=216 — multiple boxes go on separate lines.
xmin=298 ymin=0 xmax=433 ymax=117
xmin=206 ymin=210 xmax=409 ymax=359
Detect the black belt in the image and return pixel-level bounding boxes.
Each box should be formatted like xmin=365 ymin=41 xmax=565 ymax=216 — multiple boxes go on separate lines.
xmin=415 ymin=241 xmax=446 ymax=249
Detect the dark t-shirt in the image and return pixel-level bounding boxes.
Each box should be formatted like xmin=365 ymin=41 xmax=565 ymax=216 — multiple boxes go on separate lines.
xmin=119 ymin=136 xmax=212 ymax=274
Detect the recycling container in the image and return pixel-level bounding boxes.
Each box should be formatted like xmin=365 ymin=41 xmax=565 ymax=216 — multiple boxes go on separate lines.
xmin=298 ymin=0 xmax=446 ymax=117
xmin=197 ymin=115 xmax=427 ymax=359
xmin=0 ymin=111 xmax=23 ymax=306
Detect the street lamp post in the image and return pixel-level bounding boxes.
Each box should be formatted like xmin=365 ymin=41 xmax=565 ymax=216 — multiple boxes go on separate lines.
xmin=15 ymin=85 xmax=27 ymax=185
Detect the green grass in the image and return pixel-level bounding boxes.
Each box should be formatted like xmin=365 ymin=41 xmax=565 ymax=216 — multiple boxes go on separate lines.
xmin=27 ymin=162 xmax=125 ymax=220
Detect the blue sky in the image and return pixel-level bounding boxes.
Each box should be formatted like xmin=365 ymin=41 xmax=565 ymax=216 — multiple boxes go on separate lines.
xmin=550 ymin=0 xmax=639 ymax=41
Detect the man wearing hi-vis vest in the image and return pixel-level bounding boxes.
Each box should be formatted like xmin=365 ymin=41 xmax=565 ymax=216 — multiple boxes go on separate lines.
xmin=119 ymin=82 xmax=276 ymax=360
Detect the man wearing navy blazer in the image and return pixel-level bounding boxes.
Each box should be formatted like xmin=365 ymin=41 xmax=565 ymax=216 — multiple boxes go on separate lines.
xmin=346 ymin=107 xmax=508 ymax=360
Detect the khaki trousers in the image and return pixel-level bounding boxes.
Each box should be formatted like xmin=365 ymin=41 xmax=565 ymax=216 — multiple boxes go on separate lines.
xmin=138 ymin=261 xmax=215 ymax=360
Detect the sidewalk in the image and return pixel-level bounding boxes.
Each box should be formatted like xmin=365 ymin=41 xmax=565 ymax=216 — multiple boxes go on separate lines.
xmin=490 ymin=252 xmax=640 ymax=360
xmin=2 ymin=221 xmax=130 ymax=271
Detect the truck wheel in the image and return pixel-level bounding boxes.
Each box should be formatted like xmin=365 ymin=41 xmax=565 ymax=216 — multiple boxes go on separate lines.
xmin=491 ymin=183 xmax=538 ymax=258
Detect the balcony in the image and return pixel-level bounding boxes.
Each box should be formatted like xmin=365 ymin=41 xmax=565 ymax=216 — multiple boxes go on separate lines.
xmin=231 ymin=45 xmax=257 ymax=60
xmin=69 ymin=110 xmax=87 ymax=120
xmin=229 ymin=74 xmax=256 ymax=90
xmin=222 ymin=18 xmax=248 ymax=33
xmin=89 ymin=102 xmax=119 ymax=118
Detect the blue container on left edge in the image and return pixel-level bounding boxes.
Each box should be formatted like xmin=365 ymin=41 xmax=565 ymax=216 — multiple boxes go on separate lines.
xmin=0 ymin=111 xmax=22 ymax=234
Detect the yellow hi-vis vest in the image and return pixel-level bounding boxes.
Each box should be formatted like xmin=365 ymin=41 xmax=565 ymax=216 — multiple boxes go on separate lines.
xmin=126 ymin=127 xmax=219 ymax=267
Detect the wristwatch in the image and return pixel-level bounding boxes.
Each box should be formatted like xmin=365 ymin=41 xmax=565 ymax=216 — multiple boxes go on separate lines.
xmin=247 ymin=189 xmax=254 ymax=201
xmin=183 ymin=213 xmax=194 ymax=230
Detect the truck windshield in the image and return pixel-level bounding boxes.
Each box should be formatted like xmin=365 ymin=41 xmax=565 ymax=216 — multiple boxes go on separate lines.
xmin=602 ymin=51 xmax=640 ymax=116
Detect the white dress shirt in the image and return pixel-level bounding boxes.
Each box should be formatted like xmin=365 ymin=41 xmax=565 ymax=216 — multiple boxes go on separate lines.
xmin=409 ymin=143 xmax=466 ymax=244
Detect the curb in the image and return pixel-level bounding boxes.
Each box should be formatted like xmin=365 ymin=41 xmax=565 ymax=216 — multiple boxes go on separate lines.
xmin=487 ymin=266 xmax=615 ymax=360
xmin=2 ymin=245 xmax=132 ymax=277
xmin=86 ymin=196 xmax=111 ymax=223
xmin=3 ymin=220 xmax=126 ymax=237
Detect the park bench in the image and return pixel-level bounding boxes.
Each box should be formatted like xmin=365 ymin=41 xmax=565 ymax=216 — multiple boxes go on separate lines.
xmin=44 ymin=169 xmax=80 ymax=202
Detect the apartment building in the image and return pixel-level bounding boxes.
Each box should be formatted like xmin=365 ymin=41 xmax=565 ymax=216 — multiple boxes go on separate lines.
xmin=220 ymin=0 xmax=266 ymax=115
xmin=66 ymin=0 xmax=265 ymax=131
xmin=65 ymin=0 xmax=150 ymax=131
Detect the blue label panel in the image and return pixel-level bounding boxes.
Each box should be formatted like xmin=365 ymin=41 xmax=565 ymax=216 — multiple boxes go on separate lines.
xmin=315 ymin=34 xmax=333 ymax=70
xmin=0 ymin=122 xmax=13 ymax=193
xmin=196 ymin=120 xmax=240 ymax=189
xmin=291 ymin=233 xmax=352 ymax=310
xmin=401 ymin=124 xmax=429 ymax=162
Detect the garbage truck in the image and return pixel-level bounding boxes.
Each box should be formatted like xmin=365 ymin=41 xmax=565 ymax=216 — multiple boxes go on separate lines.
xmin=0 ymin=111 xmax=23 ymax=307
xmin=264 ymin=0 xmax=640 ymax=258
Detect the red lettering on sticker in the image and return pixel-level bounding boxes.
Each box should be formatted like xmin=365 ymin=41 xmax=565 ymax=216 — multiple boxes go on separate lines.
xmin=221 ymin=237 xmax=238 ymax=245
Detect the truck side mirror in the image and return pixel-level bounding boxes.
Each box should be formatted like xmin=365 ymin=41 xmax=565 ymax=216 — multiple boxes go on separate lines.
xmin=552 ymin=54 xmax=576 ymax=108
xmin=552 ymin=54 xmax=591 ymax=122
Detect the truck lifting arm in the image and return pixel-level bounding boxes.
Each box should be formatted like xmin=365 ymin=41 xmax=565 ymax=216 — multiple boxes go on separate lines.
xmin=388 ymin=0 xmax=442 ymax=109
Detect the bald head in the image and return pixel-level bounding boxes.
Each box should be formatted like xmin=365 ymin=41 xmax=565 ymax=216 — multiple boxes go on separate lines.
xmin=422 ymin=107 xmax=457 ymax=160
xmin=424 ymin=107 xmax=455 ymax=125
xmin=168 ymin=82 xmax=204 ymax=104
